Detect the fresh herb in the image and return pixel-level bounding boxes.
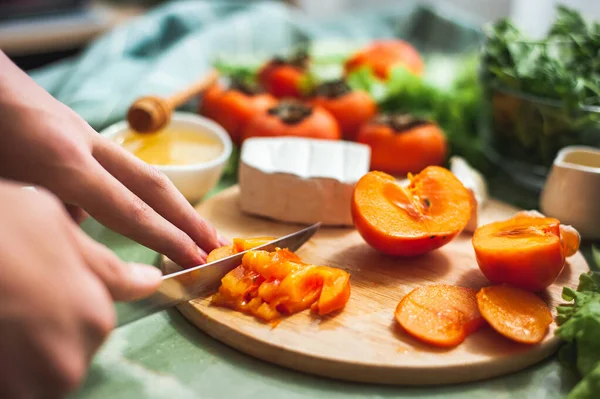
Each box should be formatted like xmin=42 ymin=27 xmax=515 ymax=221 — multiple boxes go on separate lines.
xmin=482 ymin=6 xmax=600 ymax=107
xmin=480 ymin=5 xmax=600 ymax=167
xmin=556 ymin=271 xmax=600 ymax=399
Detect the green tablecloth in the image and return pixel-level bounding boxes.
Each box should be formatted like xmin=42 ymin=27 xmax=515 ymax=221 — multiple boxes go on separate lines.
xmin=28 ymin=1 xmax=595 ymax=397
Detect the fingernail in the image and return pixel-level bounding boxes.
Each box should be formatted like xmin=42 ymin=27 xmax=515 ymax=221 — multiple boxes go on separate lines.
xmin=128 ymin=263 xmax=163 ymax=285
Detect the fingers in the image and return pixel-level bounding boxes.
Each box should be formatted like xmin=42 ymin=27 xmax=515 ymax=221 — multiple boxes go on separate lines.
xmin=72 ymin=226 xmax=162 ymax=301
xmin=91 ymin=138 xmax=221 ymax=252
xmin=65 ymin=156 xmax=207 ymax=267
xmin=64 ymin=203 xmax=89 ymax=225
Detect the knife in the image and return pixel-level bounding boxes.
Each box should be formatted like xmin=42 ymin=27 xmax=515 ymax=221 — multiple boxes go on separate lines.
xmin=115 ymin=222 xmax=321 ymax=327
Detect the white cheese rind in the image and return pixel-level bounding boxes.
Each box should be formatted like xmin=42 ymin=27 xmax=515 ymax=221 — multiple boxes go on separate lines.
xmin=239 ymin=137 xmax=371 ymax=226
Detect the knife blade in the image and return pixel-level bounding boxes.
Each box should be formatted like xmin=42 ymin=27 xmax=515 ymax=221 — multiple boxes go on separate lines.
xmin=115 ymin=222 xmax=321 ymax=327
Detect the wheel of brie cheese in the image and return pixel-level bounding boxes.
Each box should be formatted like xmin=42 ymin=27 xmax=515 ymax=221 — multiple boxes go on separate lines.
xmin=239 ymin=137 xmax=371 ymax=226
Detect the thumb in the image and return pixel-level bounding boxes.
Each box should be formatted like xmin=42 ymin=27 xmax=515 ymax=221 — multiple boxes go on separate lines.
xmin=73 ymin=228 xmax=162 ymax=301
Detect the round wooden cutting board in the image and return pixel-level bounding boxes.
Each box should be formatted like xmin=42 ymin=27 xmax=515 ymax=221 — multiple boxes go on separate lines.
xmin=162 ymin=186 xmax=589 ymax=385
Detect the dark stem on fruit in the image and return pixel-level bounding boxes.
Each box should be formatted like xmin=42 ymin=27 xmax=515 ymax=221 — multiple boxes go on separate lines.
xmin=313 ymin=79 xmax=352 ymax=99
xmin=229 ymin=78 xmax=264 ymax=95
xmin=268 ymin=101 xmax=313 ymax=125
xmin=374 ymin=113 xmax=431 ymax=132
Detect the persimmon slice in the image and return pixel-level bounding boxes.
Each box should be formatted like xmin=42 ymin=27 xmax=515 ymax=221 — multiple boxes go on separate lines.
xmin=352 ymin=167 xmax=472 ymax=256
xmin=208 ymin=237 xmax=276 ymax=263
xmin=208 ymin=239 xmax=351 ymax=322
xmin=477 ymin=285 xmax=552 ymax=344
xmin=394 ymin=285 xmax=484 ymax=347
xmin=233 ymin=236 xmax=276 ymax=252
xmin=207 ymin=245 xmax=235 ymax=263
xmin=473 ymin=215 xmax=565 ymax=291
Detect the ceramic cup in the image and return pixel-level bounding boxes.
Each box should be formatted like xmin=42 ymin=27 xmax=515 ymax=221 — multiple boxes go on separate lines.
xmin=540 ymin=146 xmax=600 ymax=240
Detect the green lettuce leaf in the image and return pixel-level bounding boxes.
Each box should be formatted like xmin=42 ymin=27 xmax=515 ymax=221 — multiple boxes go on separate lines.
xmin=556 ymin=272 xmax=600 ymax=399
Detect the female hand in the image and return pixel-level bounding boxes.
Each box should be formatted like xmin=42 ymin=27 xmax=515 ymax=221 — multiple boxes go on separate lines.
xmin=0 ymin=51 xmax=226 ymax=267
xmin=0 ymin=181 xmax=163 ymax=398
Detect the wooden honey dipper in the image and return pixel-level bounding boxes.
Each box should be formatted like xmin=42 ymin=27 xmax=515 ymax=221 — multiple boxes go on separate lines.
xmin=127 ymin=69 xmax=219 ymax=133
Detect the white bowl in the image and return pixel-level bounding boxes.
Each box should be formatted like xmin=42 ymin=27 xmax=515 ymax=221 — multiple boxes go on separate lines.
xmin=100 ymin=112 xmax=232 ymax=203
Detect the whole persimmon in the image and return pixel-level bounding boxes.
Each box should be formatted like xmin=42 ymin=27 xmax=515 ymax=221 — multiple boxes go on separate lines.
xmin=199 ymin=80 xmax=276 ymax=144
xmin=472 ymin=213 xmax=579 ymax=292
xmin=242 ymin=100 xmax=340 ymax=142
xmin=345 ymin=39 xmax=424 ymax=79
xmin=352 ymin=167 xmax=472 ymax=257
xmin=258 ymin=52 xmax=309 ymax=98
xmin=310 ymin=79 xmax=377 ymax=141
xmin=356 ymin=114 xmax=447 ymax=176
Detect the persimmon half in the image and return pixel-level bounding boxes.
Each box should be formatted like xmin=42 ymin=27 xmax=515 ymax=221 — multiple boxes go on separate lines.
xmin=208 ymin=238 xmax=351 ymax=322
xmin=472 ymin=213 xmax=578 ymax=292
xmin=352 ymin=167 xmax=472 ymax=256
xmin=310 ymin=80 xmax=377 ymax=141
xmin=242 ymin=100 xmax=341 ymax=142
xmin=395 ymin=285 xmax=484 ymax=347
xmin=258 ymin=52 xmax=308 ymax=98
xmin=344 ymin=39 xmax=424 ymax=79
xmin=199 ymin=80 xmax=276 ymax=144
xmin=356 ymin=114 xmax=448 ymax=176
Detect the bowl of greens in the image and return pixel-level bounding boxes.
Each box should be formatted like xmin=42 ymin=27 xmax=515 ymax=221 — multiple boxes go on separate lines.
xmin=479 ymin=6 xmax=600 ymax=191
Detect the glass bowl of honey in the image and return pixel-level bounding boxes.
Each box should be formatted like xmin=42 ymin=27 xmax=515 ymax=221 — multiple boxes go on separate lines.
xmin=101 ymin=112 xmax=232 ymax=203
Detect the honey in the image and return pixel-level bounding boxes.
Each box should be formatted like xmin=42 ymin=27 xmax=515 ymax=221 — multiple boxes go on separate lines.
xmin=115 ymin=127 xmax=224 ymax=166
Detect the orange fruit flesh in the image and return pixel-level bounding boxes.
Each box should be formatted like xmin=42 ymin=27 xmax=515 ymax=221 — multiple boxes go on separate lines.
xmin=474 ymin=217 xmax=561 ymax=253
xmin=207 ymin=245 xmax=235 ymax=263
xmin=209 ymin=238 xmax=351 ymax=322
xmin=352 ymin=167 xmax=472 ymax=256
xmin=477 ymin=285 xmax=552 ymax=344
xmin=560 ymin=224 xmax=581 ymax=257
xmin=233 ymin=237 xmax=275 ymax=253
xmin=394 ymin=285 xmax=484 ymax=347
xmin=472 ymin=215 xmax=565 ymax=291
xmin=512 ymin=210 xmax=580 ymax=257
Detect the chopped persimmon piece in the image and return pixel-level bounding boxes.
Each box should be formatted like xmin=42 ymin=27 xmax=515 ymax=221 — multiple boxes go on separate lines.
xmin=477 ymin=285 xmax=552 ymax=344
xmin=208 ymin=237 xmax=277 ymax=264
xmin=559 ymin=224 xmax=581 ymax=257
xmin=233 ymin=237 xmax=276 ymax=253
xmin=473 ymin=214 xmax=565 ymax=291
xmin=207 ymin=245 xmax=235 ymax=263
xmin=352 ymin=167 xmax=472 ymax=257
xmin=207 ymin=239 xmax=351 ymax=322
xmin=315 ymin=268 xmax=351 ymax=315
xmin=394 ymin=285 xmax=484 ymax=347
